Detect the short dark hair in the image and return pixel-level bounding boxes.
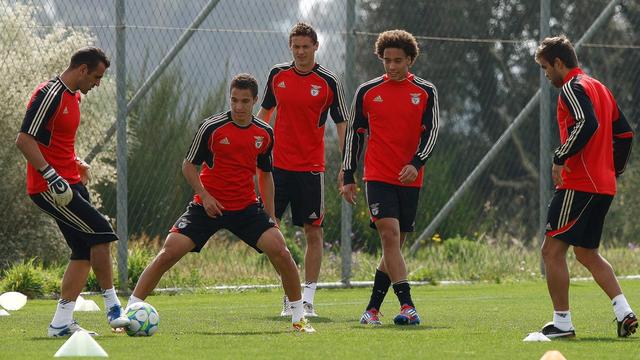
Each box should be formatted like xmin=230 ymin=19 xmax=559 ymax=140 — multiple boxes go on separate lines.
xmin=535 ymin=35 xmax=579 ymax=68
xmin=230 ymin=73 xmax=258 ymax=98
xmin=289 ymin=22 xmax=318 ymax=45
xmin=375 ymin=29 xmax=419 ymax=62
xmin=69 ymin=47 xmax=110 ymax=71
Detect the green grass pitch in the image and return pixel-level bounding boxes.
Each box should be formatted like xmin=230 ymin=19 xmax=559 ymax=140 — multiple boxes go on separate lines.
xmin=0 ymin=281 xmax=638 ymax=359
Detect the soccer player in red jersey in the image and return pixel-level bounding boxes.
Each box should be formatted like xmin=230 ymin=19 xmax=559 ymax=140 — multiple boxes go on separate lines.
xmin=16 ymin=47 xmax=130 ymax=336
xmin=257 ymin=22 xmax=348 ymax=317
xmin=535 ymin=36 xmax=636 ymax=339
xmin=127 ymin=74 xmax=314 ymax=332
xmin=342 ymin=30 xmax=439 ymax=326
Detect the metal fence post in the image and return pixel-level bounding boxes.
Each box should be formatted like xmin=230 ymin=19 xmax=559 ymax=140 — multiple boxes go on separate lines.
xmin=115 ymin=0 xmax=128 ymax=291
xmin=341 ymin=0 xmax=357 ymax=286
xmin=539 ymin=0 xmax=551 ymax=275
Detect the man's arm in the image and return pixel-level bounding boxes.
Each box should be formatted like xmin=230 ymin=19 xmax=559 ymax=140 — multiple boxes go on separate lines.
xmin=612 ymin=106 xmax=634 ymax=176
xmin=257 ymin=107 xmax=275 ymax=125
xmin=341 ymin=88 xmax=368 ymax=204
xmin=336 ymin=122 xmax=346 ymax=157
xmin=257 ymin=169 xmax=275 ymax=219
xmin=15 ymin=133 xmax=48 ymax=171
xmin=182 ymin=160 xmax=223 ymax=217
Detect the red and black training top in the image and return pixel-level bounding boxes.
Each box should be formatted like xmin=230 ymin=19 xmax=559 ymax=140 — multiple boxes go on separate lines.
xmin=261 ymin=62 xmax=347 ymax=172
xmin=343 ymin=73 xmax=439 ymax=188
xmin=20 ymin=77 xmax=82 ymax=194
xmin=185 ymin=111 xmax=274 ymax=211
xmin=553 ymin=67 xmax=633 ymax=195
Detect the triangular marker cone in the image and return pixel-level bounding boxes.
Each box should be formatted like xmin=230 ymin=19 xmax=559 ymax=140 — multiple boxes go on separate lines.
xmin=53 ymin=331 xmax=108 ymax=357
xmin=523 ymin=332 xmax=551 ymax=342
xmin=0 ymin=292 xmax=27 ymax=310
xmin=540 ymin=350 xmax=567 ymax=360
xmin=75 ymin=300 xmax=101 ymax=312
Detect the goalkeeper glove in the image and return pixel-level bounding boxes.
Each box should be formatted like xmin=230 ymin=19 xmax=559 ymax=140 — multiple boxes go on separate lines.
xmin=39 ymin=165 xmax=73 ymax=206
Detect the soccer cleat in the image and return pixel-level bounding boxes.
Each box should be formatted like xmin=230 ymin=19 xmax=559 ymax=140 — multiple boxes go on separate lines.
xmin=280 ymin=295 xmax=292 ymax=317
xmin=107 ymin=304 xmax=131 ymax=328
xmin=393 ymin=305 xmax=421 ymax=325
xmin=48 ymin=321 xmax=98 ymax=337
xmin=540 ymin=322 xmax=576 ymax=339
xmin=292 ymin=317 xmax=316 ymax=333
xmin=303 ymin=302 xmax=318 ymax=317
xmin=360 ymin=308 xmax=382 ymax=325
xmin=616 ymin=312 xmax=638 ymax=338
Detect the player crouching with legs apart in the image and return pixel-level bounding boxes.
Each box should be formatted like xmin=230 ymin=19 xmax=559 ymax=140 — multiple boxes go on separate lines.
xmin=535 ymin=35 xmax=637 ymax=338
xmin=341 ymin=30 xmax=439 ymax=326
xmin=126 ymin=74 xmax=314 ymax=332
xmin=15 ymin=47 xmax=129 ymax=336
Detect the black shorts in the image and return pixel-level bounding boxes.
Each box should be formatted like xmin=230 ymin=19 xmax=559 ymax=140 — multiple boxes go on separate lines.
xmin=30 ymin=183 xmax=118 ymax=260
xmin=365 ymin=181 xmax=420 ymax=232
xmin=546 ymin=189 xmax=614 ymax=249
xmin=170 ymin=202 xmax=277 ymax=253
xmin=273 ymin=167 xmax=324 ymax=227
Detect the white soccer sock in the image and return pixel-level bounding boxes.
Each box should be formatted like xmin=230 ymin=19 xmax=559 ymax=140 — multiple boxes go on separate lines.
xmin=303 ymin=282 xmax=317 ymax=304
xmin=612 ymin=294 xmax=633 ymax=322
xmin=290 ymin=299 xmax=304 ymax=323
xmin=553 ymin=311 xmax=574 ymax=331
xmin=127 ymin=295 xmax=143 ymax=309
xmin=101 ymin=287 xmax=121 ymax=310
xmin=51 ymin=299 xmax=75 ymax=327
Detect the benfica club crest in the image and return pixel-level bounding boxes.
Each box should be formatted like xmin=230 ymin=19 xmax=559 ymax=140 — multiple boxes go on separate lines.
xmin=254 ymin=136 xmax=264 ymax=149
xmin=311 ymin=84 xmax=322 ymax=96
xmin=410 ymin=93 xmax=421 ymax=105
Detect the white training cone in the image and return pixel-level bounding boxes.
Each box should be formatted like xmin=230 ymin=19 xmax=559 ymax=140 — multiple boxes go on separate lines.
xmin=523 ymin=332 xmax=551 ymax=342
xmin=75 ymin=300 xmax=101 ymax=312
xmin=0 ymin=292 xmax=27 ymax=311
xmin=0 ymin=309 xmax=10 ymax=316
xmin=54 ymin=331 xmax=108 ymax=358
xmin=74 ymin=296 xmax=101 ymax=312
xmin=540 ymin=350 xmax=567 ymax=360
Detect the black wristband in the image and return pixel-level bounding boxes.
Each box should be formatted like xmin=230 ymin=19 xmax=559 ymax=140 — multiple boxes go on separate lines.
xmin=38 ymin=165 xmax=57 ymax=182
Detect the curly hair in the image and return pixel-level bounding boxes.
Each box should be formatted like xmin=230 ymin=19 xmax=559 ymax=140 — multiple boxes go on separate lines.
xmin=375 ymin=29 xmax=419 ymax=62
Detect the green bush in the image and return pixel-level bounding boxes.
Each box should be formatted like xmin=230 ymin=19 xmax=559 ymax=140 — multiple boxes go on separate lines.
xmin=127 ymin=245 xmax=154 ymax=290
xmin=0 ymin=259 xmax=46 ymax=298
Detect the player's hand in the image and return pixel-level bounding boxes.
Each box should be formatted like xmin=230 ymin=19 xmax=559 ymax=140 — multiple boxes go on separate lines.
xmin=341 ymin=183 xmax=357 ymax=205
xmin=398 ymin=165 xmax=418 ymax=184
xmin=337 ymin=168 xmax=344 ymax=190
xmin=551 ymin=163 xmax=569 ymax=187
xmin=40 ymin=165 xmax=73 ymax=206
xmin=201 ymin=192 xmax=224 ymax=218
xmin=76 ymin=158 xmax=92 ymax=185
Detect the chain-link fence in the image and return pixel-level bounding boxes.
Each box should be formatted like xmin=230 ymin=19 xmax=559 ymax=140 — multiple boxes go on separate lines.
xmin=2 ymin=0 xmax=639 ymax=281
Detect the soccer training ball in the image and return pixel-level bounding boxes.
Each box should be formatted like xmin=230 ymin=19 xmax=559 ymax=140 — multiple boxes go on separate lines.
xmin=125 ymin=302 xmax=159 ymax=337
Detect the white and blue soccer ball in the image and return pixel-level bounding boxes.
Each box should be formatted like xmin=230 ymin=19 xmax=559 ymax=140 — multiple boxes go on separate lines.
xmin=125 ymin=302 xmax=159 ymax=337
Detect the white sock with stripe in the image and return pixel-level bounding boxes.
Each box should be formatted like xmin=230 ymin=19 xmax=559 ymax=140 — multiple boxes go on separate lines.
xmin=303 ymin=282 xmax=317 ymax=304
xmin=612 ymin=294 xmax=633 ymax=322
xmin=51 ymin=299 xmax=75 ymax=327
xmin=290 ymin=299 xmax=304 ymax=323
xmin=101 ymin=287 xmax=121 ymax=310
xmin=553 ymin=311 xmax=574 ymax=331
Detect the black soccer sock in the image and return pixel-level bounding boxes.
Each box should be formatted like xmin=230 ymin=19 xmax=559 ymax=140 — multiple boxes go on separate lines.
xmin=392 ymin=280 xmax=414 ymax=308
xmin=366 ymin=269 xmax=392 ymax=311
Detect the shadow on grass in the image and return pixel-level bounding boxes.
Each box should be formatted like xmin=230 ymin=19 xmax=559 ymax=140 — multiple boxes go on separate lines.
xmin=196 ymin=330 xmax=291 ymax=336
xmin=576 ymin=336 xmax=638 ymax=343
xmin=263 ymin=316 xmax=334 ymax=323
xmin=348 ymin=324 xmax=444 ymax=331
